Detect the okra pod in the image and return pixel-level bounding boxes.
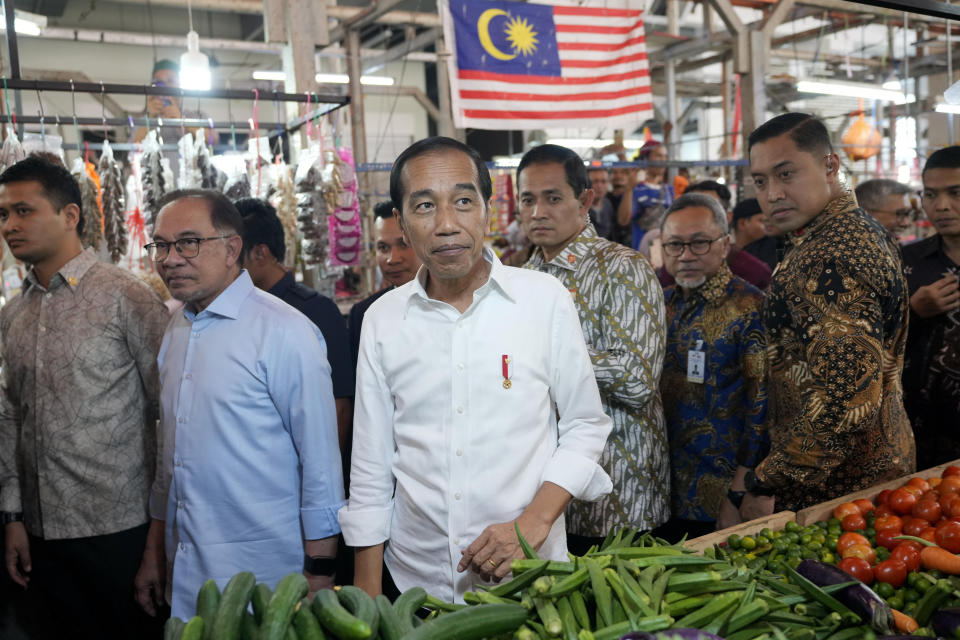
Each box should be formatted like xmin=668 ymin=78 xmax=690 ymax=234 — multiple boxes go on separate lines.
xmin=585 ymin=558 xmax=613 ymax=628
xmin=556 ymin=596 xmax=580 ymax=640
xmin=568 ymin=590 xmax=590 ymax=630
xmin=674 ymin=590 xmax=743 ymax=629
xmin=488 ymin=560 xmax=550 ymax=597
xmin=533 ymin=596 xmax=562 ymax=637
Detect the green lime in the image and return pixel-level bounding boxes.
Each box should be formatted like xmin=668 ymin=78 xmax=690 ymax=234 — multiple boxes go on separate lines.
xmin=785 ymin=521 xmax=801 ymax=533
xmin=820 ymin=551 xmax=835 ymax=564
xmin=904 ymin=588 xmax=921 ymax=603
xmin=875 ymin=582 xmax=895 ymax=599
xmin=807 ymin=541 xmax=823 ymax=553
xmin=875 ymin=547 xmax=890 ymax=562
xmin=761 ymin=528 xmax=774 ymax=538
xmin=727 ymin=534 xmax=742 ymax=550
xmin=915 ymin=579 xmax=931 ymax=594
xmin=826 ymin=536 xmax=839 ymax=552
xmin=903 ymin=601 xmax=919 ymax=616
xmin=887 ymin=594 xmax=904 ymax=610
xmin=740 ymin=536 xmax=757 ymax=551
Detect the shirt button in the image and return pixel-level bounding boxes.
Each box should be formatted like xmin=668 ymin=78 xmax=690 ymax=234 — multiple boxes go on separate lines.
xmin=455 ymin=491 xmax=462 ymax=500
xmin=185 ymin=373 xmax=192 ymax=380
xmin=175 ymin=459 xmax=183 ymax=467
xmin=178 ymin=500 xmax=184 ymax=509
xmin=178 ymin=543 xmax=185 ymax=551
xmin=457 ymin=363 xmax=464 ymax=371
xmin=193 ymin=332 xmax=200 ymax=337
xmin=454 ymin=537 xmax=461 ymax=545
xmin=38 ymin=326 xmax=45 ymax=333
xmin=177 ymin=417 xmax=185 ymax=423
xmin=456 ymin=406 xmax=464 ymax=414
xmin=44 ymin=293 xmax=51 ymax=299
xmin=456 ymin=448 xmax=463 ymax=457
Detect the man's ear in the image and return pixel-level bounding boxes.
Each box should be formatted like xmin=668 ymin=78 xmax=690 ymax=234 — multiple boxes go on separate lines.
xmin=825 ymin=152 xmax=840 ymax=176
xmin=61 ymin=203 xmax=81 ymax=231
xmin=225 ymin=234 xmax=244 ymax=265
xmin=579 ymin=188 xmax=596 ymax=213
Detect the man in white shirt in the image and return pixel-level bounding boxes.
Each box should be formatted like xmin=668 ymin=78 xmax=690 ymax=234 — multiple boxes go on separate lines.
xmin=340 ymin=137 xmax=613 ymax=602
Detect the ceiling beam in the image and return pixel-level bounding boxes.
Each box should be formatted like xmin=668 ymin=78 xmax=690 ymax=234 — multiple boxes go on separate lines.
xmin=362 ymin=27 xmax=442 ymax=73
xmin=328 ymin=0 xmax=414 ymax=44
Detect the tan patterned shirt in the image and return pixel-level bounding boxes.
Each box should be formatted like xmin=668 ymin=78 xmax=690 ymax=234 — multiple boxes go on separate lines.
xmin=0 ymin=248 xmax=168 ymax=539
xmin=756 ymin=192 xmax=916 ymax=511
xmin=526 ymin=224 xmax=670 ymax=534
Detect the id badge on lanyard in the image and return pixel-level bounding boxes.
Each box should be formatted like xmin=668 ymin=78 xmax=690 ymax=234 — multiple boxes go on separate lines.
xmin=687 ymin=339 xmax=705 ymax=384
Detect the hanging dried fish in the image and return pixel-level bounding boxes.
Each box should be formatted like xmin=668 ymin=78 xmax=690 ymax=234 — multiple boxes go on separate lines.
xmin=293 ymin=147 xmax=328 ymax=266
xmin=177 ymin=132 xmax=201 ymax=189
xmin=0 ymin=126 xmax=25 ymax=173
xmin=71 ymin=157 xmax=104 ymax=251
xmin=140 ymin=130 xmax=166 ymax=227
xmin=99 ymin=140 xmax=127 ymax=264
xmin=196 ymin=135 xmax=226 ymax=191
xmin=272 ymin=165 xmax=300 ymax=268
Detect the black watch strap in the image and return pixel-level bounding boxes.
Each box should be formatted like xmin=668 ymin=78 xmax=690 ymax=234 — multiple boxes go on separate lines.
xmin=744 ymin=470 xmax=776 ymax=497
xmin=1 ymin=511 xmax=24 ymax=525
xmin=726 ymin=490 xmax=746 ymax=509
xmin=303 ymin=555 xmax=336 ymax=577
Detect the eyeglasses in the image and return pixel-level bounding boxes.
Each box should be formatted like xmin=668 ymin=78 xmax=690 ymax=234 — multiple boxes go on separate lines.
xmin=661 ymin=236 xmax=725 ymax=257
xmin=143 ymin=235 xmax=236 ymax=260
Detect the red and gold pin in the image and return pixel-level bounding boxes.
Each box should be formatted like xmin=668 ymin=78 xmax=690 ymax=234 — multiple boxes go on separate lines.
xmin=502 ymin=354 xmax=512 ymax=389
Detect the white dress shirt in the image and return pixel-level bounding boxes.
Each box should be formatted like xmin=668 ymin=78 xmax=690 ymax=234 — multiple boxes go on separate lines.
xmin=340 ymin=250 xmax=612 ymax=602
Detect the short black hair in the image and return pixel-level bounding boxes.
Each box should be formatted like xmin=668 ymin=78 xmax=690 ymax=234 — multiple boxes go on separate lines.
xmin=235 ymin=197 xmax=285 ymax=262
xmin=158 ymin=189 xmax=244 ymax=240
xmin=686 ymin=180 xmax=732 ymax=211
xmin=732 ymin=198 xmax=763 ymax=223
xmin=0 ymin=156 xmax=84 ymax=235
xmin=923 ymin=146 xmax=960 ymax=175
xmin=748 ymin=112 xmax=833 ymax=156
xmin=390 ymin=136 xmax=491 ymax=214
xmin=373 ymin=200 xmax=395 ymax=220
xmin=517 ymin=144 xmax=589 ymax=197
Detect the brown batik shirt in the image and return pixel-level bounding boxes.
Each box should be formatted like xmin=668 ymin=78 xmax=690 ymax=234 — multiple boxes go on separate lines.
xmin=755 ymin=192 xmax=915 ymax=511
xmin=0 ymin=248 xmax=168 ymax=539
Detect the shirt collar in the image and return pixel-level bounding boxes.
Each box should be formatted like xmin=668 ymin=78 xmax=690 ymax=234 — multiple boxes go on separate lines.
xmin=267 ymin=270 xmax=296 ymax=298
xmin=528 ymin=223 xmax=597 ymax=272
xmin=404 ymin=247 xmax=516 ymax=311
xmin=184 ymin=270 xmax=254 ymax=321
xmin=787 ymin=190 xmax=856 ymax=249
xmin=24 ymin=247 xmax=97 ymax=292
xmin=673 ymin=261 xmax=733 ymax=304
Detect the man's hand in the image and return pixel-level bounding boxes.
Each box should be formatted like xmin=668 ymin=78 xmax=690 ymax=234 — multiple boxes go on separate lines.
xmin=458 ymin=514 xmax=552 ymax=583
xmin=910 ymin=275 xmax=960 ymax=318
xmin=305 ymin=572 xmax=335 ymax=600
xmin=4 ymin=521 xmax=30 ymax=588
xmin=717 ymin=497 xmax=743 ymax=531
xmin=134 ymin=519 xmax=166 ymax=616
xmin=739 ymin=493 xmax=776 ymax=522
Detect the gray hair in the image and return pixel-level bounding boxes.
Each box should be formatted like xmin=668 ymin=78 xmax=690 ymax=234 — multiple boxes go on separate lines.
xmin=660 ymin=192 xmax=730 ymax=235
xmin=854 ymin=179 xmax=912 ymax=212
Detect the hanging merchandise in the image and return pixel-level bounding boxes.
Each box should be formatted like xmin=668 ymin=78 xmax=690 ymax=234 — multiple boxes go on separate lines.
xmin=177 ymin=132 xmax=202 ymax=189
xmin=490 ymin=173 xmax=514 ymax=235
xmin=196 ymin=134 xmax=226 ymax=191
xmin=140 ymin=130 xmax=167 ymax=226
xmin=842 ymin=105 xmax=882 ymax=161
xmin=248 ymin=135 xmax=273 ymax=199
xmin=71 ymin=157 xmax=104 ymax=251
xmin=271 ymin=163 xmax=300 ymax=269
xmin=222 ymin=155 xmax=252 ymax=200
xmin=294 ymin=144 xmax=328 ymax=267
xmin=0 ymin=126 xmax=25 ymax=173
xmin=99 ymin=140 xmax=127 ymax=264
xmin=328 ymin=147 xmax=361 ymax=266
xmin=22 ymin=132 xmax=65 ymax=162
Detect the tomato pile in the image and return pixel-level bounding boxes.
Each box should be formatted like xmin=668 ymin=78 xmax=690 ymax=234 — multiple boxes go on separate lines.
xmin=723 ymin=465 xmax=960 ymax=630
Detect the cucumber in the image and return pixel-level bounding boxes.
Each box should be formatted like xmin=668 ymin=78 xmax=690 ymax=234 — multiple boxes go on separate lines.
xmin=182 ymin=616 xmax=206 ymax=640
xmin=260 ymin=573 xmax=309 ymax=640
xmin=336 ymin=586 xmax=380 ymax=638
xmin=374 ymin=594 xmax=403 ymax=640
xmin=392 ymin=586 xmax=427 ymax=635
xmin=293 ymin=599 xmax=325 ymax=640
xmin=240 ymin=612 xmax=259 ymax=640
xmin=284 ymin=628 xmax=298 ymax=640
xmin=211 ymin=571 xmax=256 ymax=640
xmin=196 ymin=580 xmax=221 ymax=640
xmin=312 ymin=589 xmax=372 ymax=639
xmin=164 ymin=617 xmax=187 ymax=640
xmin=403 ymin=604 xmax=529 ymax=640
xmin=252 ymin=584 xmax=272 ymax=625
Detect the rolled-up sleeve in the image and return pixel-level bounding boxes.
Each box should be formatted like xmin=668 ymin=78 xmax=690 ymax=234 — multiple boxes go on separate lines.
xmin=272 ymin=322 xmax=345 ymax=539
xmin=338 ymin=319 xmax=396 ymax=546
xmin=542 ymin=283 xmax=613 ymax=502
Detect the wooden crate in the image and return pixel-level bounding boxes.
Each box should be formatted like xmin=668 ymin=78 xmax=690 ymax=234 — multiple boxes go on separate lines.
xmin=795 ymin=459 xmax=960 ymax=526
xmin=684 ymin=511 xmax=797 ymax=553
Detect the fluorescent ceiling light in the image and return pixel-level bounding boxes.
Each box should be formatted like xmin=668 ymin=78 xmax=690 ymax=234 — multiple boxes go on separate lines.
xmin=796 ymin=80 xmax=915 ymax=104
xmin=0 ymin=9 xmax=46 ymax=37
xmin=547 ymin=138 xmax=647 ymax=150
xmin=253 ymin=71 xmax=395 ymax=86
xmin=935 ymin=103 xmax=960 ymax=114
xmin=882 ymin=79 xmax=902 ymax=91
xmin=252 ymin=70 xmax=286 ymax=81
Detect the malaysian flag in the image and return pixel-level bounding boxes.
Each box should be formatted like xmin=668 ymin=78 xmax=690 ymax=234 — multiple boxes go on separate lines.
xmin=441 ymin=0 xmax=653 ymax=130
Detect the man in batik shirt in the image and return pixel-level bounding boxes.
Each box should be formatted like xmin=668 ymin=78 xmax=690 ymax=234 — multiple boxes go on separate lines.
xmin=518 ymin=144 xmax=669 ymax=552
xmin=658 ymin=193 xmax=767 ymax=541
xmin=903 ymin=146 xmax=960 ymax=469
xmin=741 ymin=113 xmax=914 ymax=518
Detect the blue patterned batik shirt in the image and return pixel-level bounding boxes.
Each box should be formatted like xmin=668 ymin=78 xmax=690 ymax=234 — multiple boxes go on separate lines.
xmin=661 ymin=263 xmax=768 ymax=522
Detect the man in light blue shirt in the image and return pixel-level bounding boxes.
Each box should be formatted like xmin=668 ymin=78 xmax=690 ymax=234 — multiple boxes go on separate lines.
xmin=134 ymin=190 xmax=345 ymax=619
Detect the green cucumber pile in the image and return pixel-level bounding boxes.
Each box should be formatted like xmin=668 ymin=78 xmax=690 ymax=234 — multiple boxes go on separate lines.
xmin=165 ymin=527 xmax=898 ymax=640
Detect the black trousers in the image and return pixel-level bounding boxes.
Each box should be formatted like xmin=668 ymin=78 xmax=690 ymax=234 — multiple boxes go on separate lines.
xmin=22 ymin=522 xmax=164 ymax=640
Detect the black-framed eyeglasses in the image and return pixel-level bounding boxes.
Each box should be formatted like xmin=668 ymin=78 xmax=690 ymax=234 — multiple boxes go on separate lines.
xmin=143 ymin=235 xmax=236 ymax=260
xmin=661 ymin=236 xmax=725 ymax=257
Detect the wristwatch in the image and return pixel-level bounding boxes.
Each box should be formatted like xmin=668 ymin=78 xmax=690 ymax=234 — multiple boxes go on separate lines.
xmin=303 ymin=555 xmax=337 ymax=577
xmin=1 ymin=511 xmax=24 ymax=525
xmin=726 ymin=490 xmax=746 ymax=509
xmin=743 ymin=470 xmax=776 ymax=497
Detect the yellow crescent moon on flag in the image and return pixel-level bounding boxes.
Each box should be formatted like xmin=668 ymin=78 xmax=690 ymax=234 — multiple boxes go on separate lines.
xmin=477 ymin=8 xmax=517 ymax=61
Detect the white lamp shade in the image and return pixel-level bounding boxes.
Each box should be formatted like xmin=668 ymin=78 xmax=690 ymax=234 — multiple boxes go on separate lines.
xmin=180 ymin=30 xmax=211 ymax=91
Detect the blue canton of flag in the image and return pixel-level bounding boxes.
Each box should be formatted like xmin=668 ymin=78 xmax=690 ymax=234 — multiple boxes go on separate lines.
xmin=448 ymin=0 xmax=561 ymax=77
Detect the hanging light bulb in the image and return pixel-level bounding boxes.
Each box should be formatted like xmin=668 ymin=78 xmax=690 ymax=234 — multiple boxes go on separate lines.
xmin=180 ymin=30 xmax=210 ymax=91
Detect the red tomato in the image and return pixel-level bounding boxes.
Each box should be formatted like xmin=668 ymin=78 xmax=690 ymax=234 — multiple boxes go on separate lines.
xmin=940 ymin=476 xmax=960 ymax=495
xmin=874 ymin=559 xmax=908 ymax=588
xmin=943 ymin=495 xmax=960 ymax=519
xmin=834 ymin=502 xmax=862 ymax=520
xmin=935 ymin=521 xmax=960 ymax=553
xmin=837 ymin=532 xmax=872 ymax=555
xmin=889 ymin=488 xmax=919 ymax=515
xmin=920 ymin=527 xmax=937 ymax=543
xmin=903 ymin=517 xmax=931 ymax=537
xmin=891 ymin=544 xmax=922 ymax=572
xmin=874 ymin=515 xmax=904 ymax=532
xmin=842 ymin=543 xmax=877 ymax=564
xmin=838 ymin=557 xmax=875 ymax=584
xmin=913 ymin=499 xmax=943 ymax=523
xmin=908 ymin=477 xmax=932 ymax=493
xmin=877 ymin=489 xmax=893 ymax=505
xmin=853 ymin=498 xmax=875 ymax=515
xmin=920 ymin=490 xmax=941 ymax=503
xmin=875 ymin=528 xmax=903 ymax=551
xmin=943 ymin=465 xmax=960 ymax=478
xmin=841 ymin=513 xmax=867 ymax=531
xmin=931 ymin=477 xmax=944 ymax=489
xmin=903 ymin=485 xmax=926 ymax=498
xmin=874 ymin=504 xmax=896 ymax=518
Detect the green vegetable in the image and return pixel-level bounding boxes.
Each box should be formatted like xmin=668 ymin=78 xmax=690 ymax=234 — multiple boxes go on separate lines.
xmin=392 ymin=586 xmax=427 ymax=635
xmin=311 ymin=589 xmax=372 ymax=640
xmin=182 ymin=616 xmax=206 ymax=640
xmin=260 ymin=574 xmax=309 ymax=640
xmin=373 ymin=594 xmax=402 ymax=640
xmin=211 ymin=571 xmax=256 ymax=640
xmin=336 ymin=586 xmax=379 ymax=639
xmin=252 ymin=584 xmax=272 ymax=625
xmin=164 ymin=617 xmax=187 ymax=640
xmin=196 ymin=580 xmax=220 ymax=640
xmin=402 ymin=603 xmax=529 ymax=640
xmin=533 ymin=596 xmax=563 ymax=637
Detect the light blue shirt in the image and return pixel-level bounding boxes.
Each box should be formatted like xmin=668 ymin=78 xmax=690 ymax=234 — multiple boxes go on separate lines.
xmin=150 ymin=271 xmax=345 ymax=618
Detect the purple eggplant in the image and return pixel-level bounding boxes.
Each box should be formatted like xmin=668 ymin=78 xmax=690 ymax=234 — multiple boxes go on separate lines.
xmin=796 ymin=559 xmax=893 ymax=634
xmin=932 ymin=606 xmax=960 ymax=638
xmin=619 ymin=631 xmax=726 ymax=640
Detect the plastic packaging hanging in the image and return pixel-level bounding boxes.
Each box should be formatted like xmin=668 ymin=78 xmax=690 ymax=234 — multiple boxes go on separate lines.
xmin=177 ymin=132 xmax=202 ymax=189
xmin=327 ymin=147 xmax=362 ymax=267
xmin=71 ymin=156 xmax=104 ymax=251
xmin=294 ymin=143 xmax=329 ymax=267
xmin=99 ymin=140 xmax=128 ymax=264
xmin=841 ymin=112 xmax=882 ymax=161
xmin=140 ymin=130 xmax=167 ymax=226
xmin=0 ymin=126 xmax=25 ymax=173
